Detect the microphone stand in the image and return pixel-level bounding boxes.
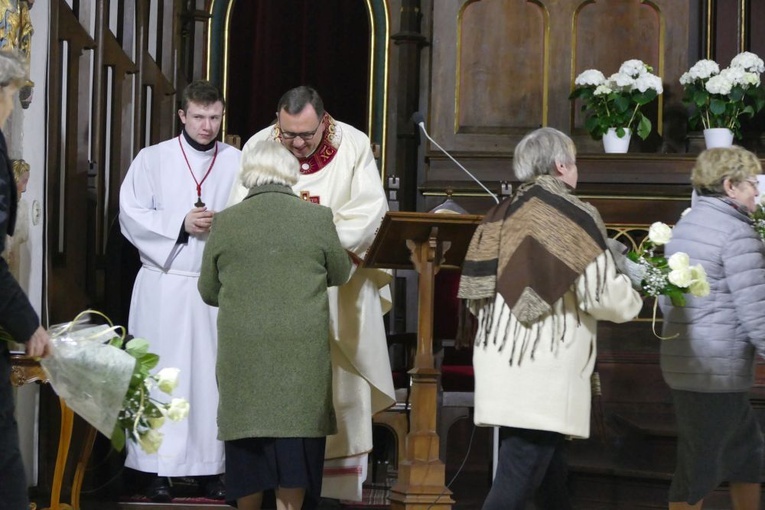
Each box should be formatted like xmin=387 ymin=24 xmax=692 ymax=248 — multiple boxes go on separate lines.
xmin=413 ymin=115 xmax=500 ymax=204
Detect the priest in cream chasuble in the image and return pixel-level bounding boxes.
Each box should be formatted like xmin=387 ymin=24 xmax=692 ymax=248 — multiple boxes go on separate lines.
xmin=231 ymin=107 xmax=395 ymax=502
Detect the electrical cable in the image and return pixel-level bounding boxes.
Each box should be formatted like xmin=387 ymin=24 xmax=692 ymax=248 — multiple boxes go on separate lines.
xmin=424 ymin=419 xmax=478 ymax=510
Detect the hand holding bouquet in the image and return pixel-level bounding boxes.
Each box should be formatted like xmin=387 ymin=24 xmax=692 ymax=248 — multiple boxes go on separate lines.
xmin=609 ymin=222 xmax=710 ymax=339
xmin=626 ymin=222 xmax=710 ymax=307
xmin=40 ymin=311 xmax=189 ymax=453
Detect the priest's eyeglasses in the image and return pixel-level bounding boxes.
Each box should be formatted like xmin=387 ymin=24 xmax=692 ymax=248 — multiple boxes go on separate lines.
xmin=279 ymin=119 xmax=323 ymax=141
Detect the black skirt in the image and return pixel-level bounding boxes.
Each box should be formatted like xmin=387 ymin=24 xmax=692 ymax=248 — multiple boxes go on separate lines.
xmin=669 ymin=389 xmax=764 ymax=504
xmin=224 ymin=436 xmax=326 ymax=509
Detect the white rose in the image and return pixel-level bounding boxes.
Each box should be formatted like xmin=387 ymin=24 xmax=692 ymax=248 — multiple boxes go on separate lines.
xmin=148 ymin=415 xmax=165 ymax=430
xmin=156 ymin=367 xmax=180 ymax=394
xmin=166 ymin=398 xmax=190 ymax=421
xmin=668 ymin=267 xmax=693 ymax=288
xmin=648 ymin=222 xmax=672 ymax=245
xmin=690 ymin=263 xmax=707 ymax=281
xmin=138 ymin=429 xmax=163 ymax=454
xmin=668 ymin=252 xmax=690 ymax=270
xmin=689 ymin=279 xmax=710 ymax=297
xmin=575 ymin=69 xmax=606 ymax=87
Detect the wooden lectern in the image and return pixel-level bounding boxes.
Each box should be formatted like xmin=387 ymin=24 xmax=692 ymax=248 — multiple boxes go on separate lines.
xmin=364 ymin=211 xmax=483 ymax=509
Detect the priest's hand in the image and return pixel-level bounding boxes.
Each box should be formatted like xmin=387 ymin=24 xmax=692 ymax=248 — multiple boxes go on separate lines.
xmin=185 ymin=206 xmax=214 ymax=236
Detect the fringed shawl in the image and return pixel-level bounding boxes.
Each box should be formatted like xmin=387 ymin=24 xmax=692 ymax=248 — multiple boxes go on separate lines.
xmin=457 ymin=175 xmax=609 ymax=361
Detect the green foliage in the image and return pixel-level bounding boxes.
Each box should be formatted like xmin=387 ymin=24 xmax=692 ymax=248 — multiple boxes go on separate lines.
xmin=570 ymin=86 xmax=657 ymax=141
xmin=683 ymin=79 xmax=765 ymax=139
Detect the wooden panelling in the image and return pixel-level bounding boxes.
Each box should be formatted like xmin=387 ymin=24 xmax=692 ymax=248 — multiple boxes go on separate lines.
xmin=457 ymin=0 xmax=545 ymax=133
xmin=429 ymin=0 xmax=690 ymax=154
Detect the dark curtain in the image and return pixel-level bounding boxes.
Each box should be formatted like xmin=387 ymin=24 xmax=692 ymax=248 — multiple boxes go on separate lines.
xmin=227 ymin=0 xmax=371 ymax=142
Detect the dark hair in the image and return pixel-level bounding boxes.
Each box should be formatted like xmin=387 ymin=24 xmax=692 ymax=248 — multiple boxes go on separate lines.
xmin=180 ymin=80 xmax=225 ymax=112
xmin=277 ymin=86 xmax=325 ymax=118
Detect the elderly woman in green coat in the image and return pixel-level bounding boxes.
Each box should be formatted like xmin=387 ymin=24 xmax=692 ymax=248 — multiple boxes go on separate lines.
xmin=198 ymin=140 xmax=352 ymax=510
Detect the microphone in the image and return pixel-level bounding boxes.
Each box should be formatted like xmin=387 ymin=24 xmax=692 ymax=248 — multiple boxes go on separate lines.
xmin=411 ymin=112 xmax=500 ymax=204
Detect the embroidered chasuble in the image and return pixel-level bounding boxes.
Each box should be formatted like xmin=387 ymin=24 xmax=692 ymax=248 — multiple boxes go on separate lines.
xmin=231 ymin=117 xmax=396 ymax=501
xmin=120 ymin=135 xmax=240 ymax=476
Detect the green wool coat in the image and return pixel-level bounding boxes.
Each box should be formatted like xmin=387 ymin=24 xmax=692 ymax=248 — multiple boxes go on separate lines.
xmin=198 ymin=183 xmax=352 ymax=441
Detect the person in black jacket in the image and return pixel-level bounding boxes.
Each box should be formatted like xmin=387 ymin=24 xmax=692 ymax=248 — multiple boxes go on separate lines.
xmin=0 ymin=49 xmax=52 ymax=510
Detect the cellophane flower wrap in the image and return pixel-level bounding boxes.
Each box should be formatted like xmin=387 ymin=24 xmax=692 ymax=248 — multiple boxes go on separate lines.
xmin=40 ymin=314 xmax=134 ymax=440
xmin=570 ymin=59 xmax=663 ymax=140
xmin=680 ymin=51 xmax=765 ymax=138
xmin=39 ymin=310 xmax=189 ymax=452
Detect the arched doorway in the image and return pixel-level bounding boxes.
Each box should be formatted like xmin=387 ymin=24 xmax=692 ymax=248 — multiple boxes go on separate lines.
xmin=207 ymin=0 xmax=389 ymax=173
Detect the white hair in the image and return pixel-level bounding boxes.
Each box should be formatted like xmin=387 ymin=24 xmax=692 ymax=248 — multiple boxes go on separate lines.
xmin=240 ymin=140 xmax=299 ymax=188
xmin=513 ymin=127 xmax=576 ymax=182
xmin=0 ymin=50 xmax=28 ymax=88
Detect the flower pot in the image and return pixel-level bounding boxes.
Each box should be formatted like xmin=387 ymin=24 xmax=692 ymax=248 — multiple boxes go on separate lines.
xmin=602 ymin=127 xmax=631 ymax=153
xmin=703 ymin=128 xmax=734 ymax=149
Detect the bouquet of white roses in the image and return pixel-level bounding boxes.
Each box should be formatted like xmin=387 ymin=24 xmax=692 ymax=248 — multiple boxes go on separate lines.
xmin=570 ymin=58 xmax=663 ymax=140
xmin=751 ymin=195 xmax=765 ymax=242
xmin=40 ymin=311 xmax=189 ymax=453
xmin=680 ymin=51 xmax=765 ymax=138
xmin=627 ymin=222 xmax=710 ymax=306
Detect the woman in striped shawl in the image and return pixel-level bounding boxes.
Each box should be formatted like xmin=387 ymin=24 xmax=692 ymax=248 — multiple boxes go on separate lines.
xmin=459 ymin=127 xmax=642 ymax=510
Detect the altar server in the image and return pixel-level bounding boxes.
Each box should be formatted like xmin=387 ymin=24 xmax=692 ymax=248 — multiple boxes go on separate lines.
xmin=120 ymin=80 xmax=240 ymax=502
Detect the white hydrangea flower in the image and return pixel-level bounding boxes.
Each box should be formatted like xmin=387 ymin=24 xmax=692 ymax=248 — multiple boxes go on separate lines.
xmin=668 ymin=252 xmax=690 ymax=271
xmin=575 ymin=69 xmax=606 ymax=87
xmin=743 ymin=72 xmax=761 ymax=87
xmin=687 ymin=59 xmax=720 ymax=81
xmin=648 ymin=222 xmax=672 ymax=245
xmin=720 ymin=66 xmax=748 ymax=87
xmin=619 ymin=59 xmax=648 ymax=78
xmin=594 ymin=84 xmax=612 ymax=96
xmin=731 ymin=51 xmax=765 ymax=74
xmin=166 ymin=398 xmax=191 ymax=421
xmin=635 ymin=73 xmax=663 ymax=94
xmin=679 ymin=71 xmax=694 ymax=85
xmin=608 ymin=72 xmax=636 ymax=90
xmin=724 ymin=68 xmax=762 ymax=88
xmin=705 ymin=74 xmax=733 ymax=95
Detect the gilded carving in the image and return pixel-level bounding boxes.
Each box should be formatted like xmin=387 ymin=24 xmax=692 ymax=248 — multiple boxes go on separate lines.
xmin=0 ymin=0 xmax=34 ymax=108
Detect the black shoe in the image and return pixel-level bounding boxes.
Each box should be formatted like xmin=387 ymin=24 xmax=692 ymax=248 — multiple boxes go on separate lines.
xmin=146 ymin=476 xmax=173 ymax=503
xmin=203 ymin=475 xmax=226 ymax=500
